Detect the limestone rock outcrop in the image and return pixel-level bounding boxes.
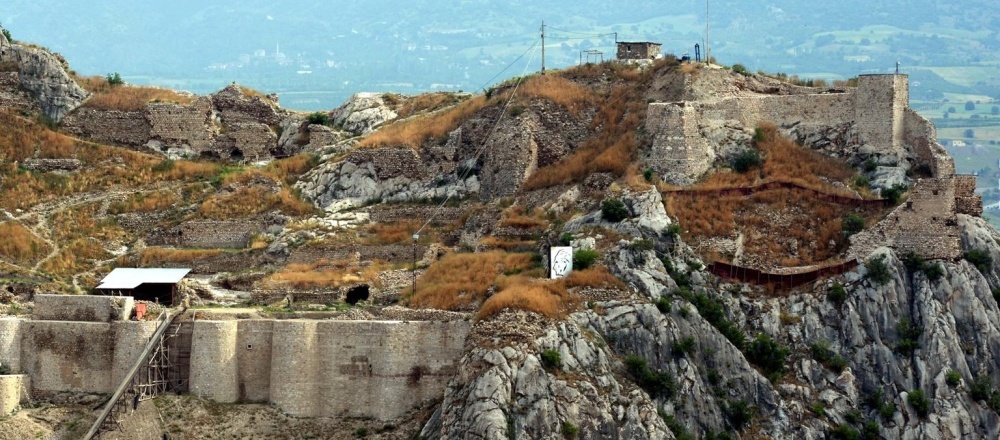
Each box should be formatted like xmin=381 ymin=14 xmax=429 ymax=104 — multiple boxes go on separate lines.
xmin=330 ymin=92 xmax=398 ymax=136
xmin=0 ymin=35 xmax=88 ymax=121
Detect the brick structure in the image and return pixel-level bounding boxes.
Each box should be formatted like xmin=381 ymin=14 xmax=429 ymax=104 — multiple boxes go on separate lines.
xmin=617 ymin=42 xmax=662 ymax=60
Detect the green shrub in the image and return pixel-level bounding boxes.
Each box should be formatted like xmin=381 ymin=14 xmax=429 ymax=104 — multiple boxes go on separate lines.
xmin=844 ymin=409 xmax=862 ymax=425
xmin=969 ymin=375 xmax=994 ymax=402
xmin=151 ymin=159 xmax=175 ymax=172
xmin=865 ymin=255 xmax=892 ymax=286
xmin=830 ymin=424 xmax=860 ymax=440
xmin=666 ymin=223 xmax=681 ymax=238
xmin=732 ymin=149 xmax=762 ymax=173
xmin=854 ymin=176 xmax=870 ymax=188
xmin=655 ymin=296 xmax=671 ymax=314
xmin=746 ymin=333 xmax=790 ymax=381
xmin=561 ymin=421 xmax=579 ymax=439
xmin=922 ymin=263 xmax=943 ymax=282
xmin=828 ymin=282 xmax=847 ymax=305
xmin=810 ymin=401 xmax=826 ymax=417
xmin=861 ymin=420 xmax=880 ymax=440
xmin=865 ymin=388 xmax=896 ymax=420
xmin=106 ymin=72 xmax=124 ymax=86
xmin=863 ymin=158 xmax=878 ymax=173
xmin=0 ymin=364 xmax=10 ymax=375
xmin=643 ymin=168 xmax=655 ymax=182
xmin=660 ymin=413 xmax=695 ymax=440
xmin=559 ymin=232 xmax=573 ymax=246
xmin=723 ymin=399 xmax=753 ymax=431
xmin=965 ymin=249 xmax=993 ymax=273
xmin=540 ymin=349 xmax=562 ymax=371
xmin=946 ymin=370 xmax=962 ymax=387
xmin=1 ymin=27 xmax=11 ymax=43
xmin=689 ymin=292 xmax=746 ymax=348
xmin=623 ymin=355 xmax=677 ymax=399
xmin=306 ymin=112 xmax=330 ymax=125
xmin=631 ymin=239 xmax=655 ymax=251
xmin=573 ymin=249 xmax=600 ymax=270
xmin=672 ymin=336 xmax=696 ymax=356
xmin=601 ymin=198 xmax=629 ymax=222
xmin=809 ymin=340 xmax=847 ymax=372
xmin=881 ymin=184 xmax=908 ymax=205
xmin=842 ymin=213 xmax=865 ymax=237
xmin=907 ymin=389 xmax=930 ymax=418
xmin=895 ymin=317 xmax=922 ymax=355
xmin=731 ymin=64 xmax=750 ymax=76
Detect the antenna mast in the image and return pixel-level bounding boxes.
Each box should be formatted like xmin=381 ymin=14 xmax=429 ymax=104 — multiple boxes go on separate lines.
xmin=541 ymin=21 xmax=546 ymax=74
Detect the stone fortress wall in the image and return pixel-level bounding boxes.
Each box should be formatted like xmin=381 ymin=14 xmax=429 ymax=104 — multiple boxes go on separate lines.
xmin=0 ymin=296 xmax=471 ymax=421
xmin=190 ymin=319 xmax=470 ymax=420
xmin=60 ymin=84 xmax=314 ymax=161
xmin=646 ymin=73 xmax=979 ymax=261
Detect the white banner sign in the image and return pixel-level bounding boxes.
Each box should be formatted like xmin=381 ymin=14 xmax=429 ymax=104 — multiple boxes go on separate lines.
xmin=550 ymin=246 xmax=573 ymax=279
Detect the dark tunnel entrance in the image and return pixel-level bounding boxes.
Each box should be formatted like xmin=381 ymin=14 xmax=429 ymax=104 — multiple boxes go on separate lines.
xmin=345 ymin=284 xmax=370 ymax=305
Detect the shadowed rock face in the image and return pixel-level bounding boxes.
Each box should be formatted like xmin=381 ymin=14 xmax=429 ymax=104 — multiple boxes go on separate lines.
xmin=0 ymin=36 xmax=88 ymax=122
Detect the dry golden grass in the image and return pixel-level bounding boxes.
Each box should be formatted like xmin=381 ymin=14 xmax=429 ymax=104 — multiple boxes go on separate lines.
xmin=0 ymin=221 xmax=50 ymax=266
xmin=262 ymin=153 xmax=318 ymax=183
xmin=108 ymin=191 xmax=180 ymax=214
xmin=136 ymin=248 xmax=223 ymax=267
xmin=407 ymin=251 xmax=536 ymax=311
xmin=198 ymin=186 xmax=315 ymax=219
xmin=358 ymin=96 xmax=488 ymax=149
xmin=361 ymin=221 xmax=422 ymax=245
xmin=477 ymin=279 xmax=576 ymax=320
xmin=0 ymin=111 xmax=78 ymax=161
xmin=395 ymin=92 xmax=465 ymax=118
xmin=262 ymin=259 xmax=383 ymax=290
xmin=49 ymin=204 xmax=126 ymax=243
xmin=522 ymin=82 xmax=645 ymax=190
xmin=512 ymin=74 xmax=596 ymax=116
xmin=84 ymin=85 xmax=195 ymax=111
xmin=693 ymin=124 xmax=859 ymax=199
xmin=562 ymin=266 xmax=627 ymax=290
xmin=499 ymin=205 xmax=548 ymax=229
xmin=40 ymin=239 xmax=109 ymax=276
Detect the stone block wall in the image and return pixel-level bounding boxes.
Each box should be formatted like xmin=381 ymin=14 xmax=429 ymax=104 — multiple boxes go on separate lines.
xmin=189 ymin=320 xmax=239 ymax=403
xmin=0 ymin=318 xmax=23 ymax=373
xmin=147 ymin=220 xmax=260 ymax=249
xmin=349 ymin=147 xmax=425 ymax=180
xmin=189 ymin=319 xmax=471 ymax=420
xmin=33 ymin=294 xmax=133 ymax=322
xmin=0 ymin=375 xmax=30 ymax=415
xmin=111 ymin=321 xmax=159 ymax=386
xmin=215 ymin=122 xmax=276 ymax=161
xmin=61 ymin=108 xmax=151 ymax=147
xmin=955 ymin=175 xmax=983 ymax=216
xmin=855 ymin=74 xmax=907 ymax=157
xmin=147 ymin=99 xmax=215 ymax=151
xmin=645 ymin=103 xmax=712 ymax=184
xmin=904 ymin=108 xmax=955 ymax=177
xmin=22 ymin=321 xmax=114 ymax=393
xmin=0 ymin=71 xmax=37 ymax=112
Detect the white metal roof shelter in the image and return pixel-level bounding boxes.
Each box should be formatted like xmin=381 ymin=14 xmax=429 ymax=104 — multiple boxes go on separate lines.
xmin=97 ymin=268 xmax=191 ymax=290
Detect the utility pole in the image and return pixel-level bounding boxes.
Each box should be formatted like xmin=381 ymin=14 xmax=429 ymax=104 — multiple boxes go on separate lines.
xmin=540 ymin=21 xmax=546 ymax=74
xmin=705 ymin=0 xmax=711 ymax=64
xmin=411 ymin=233 xmax=419 ymax=295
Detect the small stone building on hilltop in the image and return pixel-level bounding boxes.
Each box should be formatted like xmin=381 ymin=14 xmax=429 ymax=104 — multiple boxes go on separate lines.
xmin=617 ymin=42 xmax=662 ymax=60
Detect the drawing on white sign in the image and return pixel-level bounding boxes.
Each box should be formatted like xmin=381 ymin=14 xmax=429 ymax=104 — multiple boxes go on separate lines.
xmin=550 ymin=246 xmax=573 ymax=279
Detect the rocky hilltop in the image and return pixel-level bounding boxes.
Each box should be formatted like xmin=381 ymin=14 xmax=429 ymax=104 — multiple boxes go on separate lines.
xmin=1 ymin=28 xmax=999 ymax=440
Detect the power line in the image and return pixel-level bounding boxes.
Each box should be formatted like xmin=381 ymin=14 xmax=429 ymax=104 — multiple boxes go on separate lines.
xmin=414 ymin=40 xmax=542 ymax=237
xmin=476 ymin=38 xmax=540 ymax=94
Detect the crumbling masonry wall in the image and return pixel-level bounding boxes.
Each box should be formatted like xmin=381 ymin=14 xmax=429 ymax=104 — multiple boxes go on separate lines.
xmin=146 ymin=220 xmax=261 ymax=249
xmin=189 ymin=319 xmax=471 ymax=420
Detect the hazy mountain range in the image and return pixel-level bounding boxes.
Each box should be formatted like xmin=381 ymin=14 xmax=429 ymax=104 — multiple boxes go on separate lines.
xmin=2 ymin=1 xmax=999 ymax=110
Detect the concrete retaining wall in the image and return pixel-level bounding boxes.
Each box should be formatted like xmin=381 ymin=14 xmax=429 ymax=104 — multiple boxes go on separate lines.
xmin=236 ymin=320 xmax=273 ymax=402
xmin=0 ymin=374 xmax=30 ymax=415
